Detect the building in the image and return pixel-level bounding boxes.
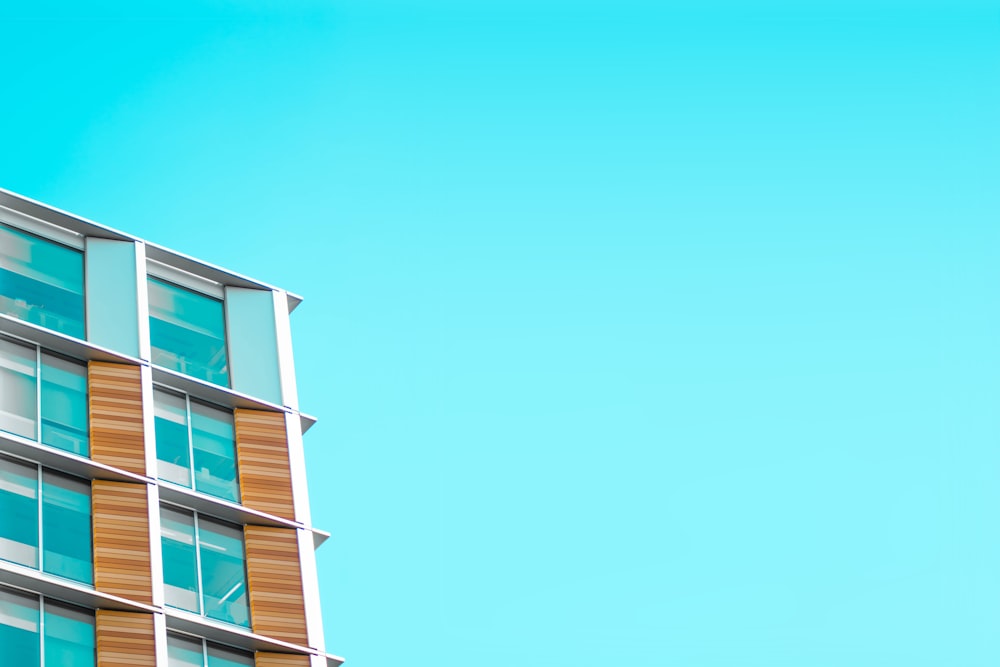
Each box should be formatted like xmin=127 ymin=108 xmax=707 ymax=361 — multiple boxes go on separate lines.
xmin=0 ymin=187 xmax=341 ymax=667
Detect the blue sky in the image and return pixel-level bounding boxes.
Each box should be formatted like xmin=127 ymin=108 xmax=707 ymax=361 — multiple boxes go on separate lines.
xmin=3 ymin=1 xmax=1000 ymax=665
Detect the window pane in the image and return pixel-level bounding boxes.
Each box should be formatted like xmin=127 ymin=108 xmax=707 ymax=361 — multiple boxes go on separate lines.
xmin=44 ymin=601 xmax=94 ymax=667
xmin=0 ymin=455 xmax=38 ymax=568
xmin=161 ymin=507 xmax=200 ymax=613
xmin=40 ymin=354 xmax=89 ymax=456
xmin=148 ymin=279 xmax=229 ymax=387
xmin=42 ymin=472 xmax=93 ymax=585
xmin=198 ymin=518 xmax=249 ymax=627
xmin=207 ymin=643 xmax=254 ymax=667
xmin=0 ymin=224 xmax=85 ymax=338
xmin=155 ymin=390 xmax=191 ymax=488
xmin=191 ymin=402 xmax=238 ymax=503
xmin=0 ymin=587 xmax=40 ymax=666
xmin=167 ymin=633 xmax=204 ymax=667
xmin=0 ymin=338 xmax=37 ymax=440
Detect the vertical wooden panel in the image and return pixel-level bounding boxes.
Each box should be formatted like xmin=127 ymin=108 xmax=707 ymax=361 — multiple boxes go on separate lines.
xmin=255 ymin=653 xmax=312 ymax=667
xmin=96 ymin=610 xmax=156 ymax=667
xmin=235 ymin=410 xmax=296 ymax=520
xmin=245 ymin=525 xmax=309 ymax=646
xmin=92 ymin=480 xmax=153 ymax=605
xmin=89 ymin=361 xmax=147 ymax=476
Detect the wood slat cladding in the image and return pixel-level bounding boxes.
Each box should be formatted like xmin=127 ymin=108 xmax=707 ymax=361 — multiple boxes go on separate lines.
xmin=235 ymin=409 xmax=296 ymax=521
xmin=245 ymin=525 xmax=309 ymax=646
xmin=92 ymin=480 xmax=153 ymax=605
xmin=89 ymin=361 xmax=147 ymax=476
xmin=255 ymin=653 xmax=312 ymax=667
xmin=96 ymin=610 xmax=156 ymax=667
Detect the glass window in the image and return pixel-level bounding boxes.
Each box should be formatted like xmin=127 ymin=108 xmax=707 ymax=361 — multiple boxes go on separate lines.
xmin=0 ymin=587 xmax=94 ymax=667
xmin=161 ymin=507 xmax=200 ymax=614
xmin=0 ymin=339 xmax=89 ymax=457
xmin=44 ymin=601 xmax=95 ymax=667
xmin=0 ymin=587 xmax=40 ymax=666
xmin=40 ymin=354 xmax=89 ymax=456
xmin=0 ymin=338 xmax=37 ymax=440
xmin=148 ymin=278 xmax=229 ymax=387
xmin=155 ymin=389 xmax=239 ymax=503
xmin=42 ymin=472 xmax=93 ymax=585
xmin=0 ymin=456 xmax=92 ymax=585
xmin=160 ymin=507 xmax=249 ymax=628
xmin=0 ymin=456 xmax=39 ymax=568
xmin=0 ymin=224 xmax=85 ymax=339
xmin=167 ymin=633 xmax=253 ymax=667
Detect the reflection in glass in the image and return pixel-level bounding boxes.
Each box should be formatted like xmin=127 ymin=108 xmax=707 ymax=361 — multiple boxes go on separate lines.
xmin=155 ymin=390 xmax=191 ymax=487
xmin=0 ymin=338 xmax=37 ymax=440
xmin=44 ymin=601 xmax=95 ymax=667
xmin=0 ymin=587 xmax=40 ymax=666
xmin=0 ymin=224 xmax=85 ymax=339
xmin=161 ymin=507 xmax=200 ymax=613
xmin=148 ymin=278 xmax=229 ymax=387
xmin=167 ymin=633 xmax=204 ymax=667
xmin=40 ymin=354 xmax=88 ymax=456
xmin=0 ymin=455 xmax=39 ymax=568
xmin=207 ymin=644 xmax=254 ymax=667
xmin=191 ymin=402 xmax=238 ymax=503
xmin=199 ymin=518 xmax=249 ymax=627
xmin=42 ymin=472 xmax=93 ymax=584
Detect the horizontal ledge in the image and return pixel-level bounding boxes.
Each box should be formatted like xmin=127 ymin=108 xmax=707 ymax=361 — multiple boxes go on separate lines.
xmin=0 ymin=562 xmax=157 ymax=614
xmin=0 ymin=314 xmax=144 ymax=367
xmin=164 ymin=608 xmax=320 ymax=656
xmin=0 ymin=431 xmax=152 ymax=485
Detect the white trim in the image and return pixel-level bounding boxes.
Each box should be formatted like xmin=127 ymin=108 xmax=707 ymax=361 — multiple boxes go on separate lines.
xmin=135 ymin=241 xmax=152 ymax=362
xmin=0 ymin=204 xmax=84 ymax=249
xmin=272 ymin=290 xmax=299 ymax=411
xmin=154 ymin=612 xmax=170 ymax=667
xmin=140 ymin=364 xmax=157 ymax=479
xmin=147 ymin=259 xmax=225 ymax=299
xmin=297 ymin=528 xmax=326 ymax=652
xmin=284 ymin=412 xmax=311 ymax=526
xmin=147 ymin=484 xmax=165 ymax=609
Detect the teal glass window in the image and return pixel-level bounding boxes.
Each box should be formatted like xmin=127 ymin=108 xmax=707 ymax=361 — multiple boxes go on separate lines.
xmin=0 ymin=224 xmax=85 ymax=339
xmin=0 ymin=456 xmax=39 ymax=568
xmin=0 ymin=338 xmax=89 ymax=457
xmin=160 ymin=506 xmax=249 ymax=628
xmin=167 ymin=633 xmax=253 ymax=667
xmin=155 ymin=388 xmax=240 ymax=503
xmin=0 ymin=587 xmax=94 ymax=667
xmin=0 ymin=337 xmax=37 ymax=440
xmin=161 ymin=507 xmax=200 ymax=614
xmin=42 ymin=472 xmax=93 ymax=585
xmin=44 ymin=601 xmax=95 ymax=667
xmin=0 ymin=587 xmax=40 ymax=666
xmin=40 ymin=354 xmax=89 ymax=456
xmin=148 ymin=278 xmax=230 ymax=387
xmin=0 ymin=455 xmax=93 ymax=586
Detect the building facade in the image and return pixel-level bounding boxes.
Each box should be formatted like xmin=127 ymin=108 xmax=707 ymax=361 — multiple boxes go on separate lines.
xmin=0 ymin=188 xmax=340 ymax=667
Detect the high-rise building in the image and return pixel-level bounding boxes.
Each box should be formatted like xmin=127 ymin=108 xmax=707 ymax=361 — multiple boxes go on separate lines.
xmin=0 ymin=188 xmax=341 ymax=667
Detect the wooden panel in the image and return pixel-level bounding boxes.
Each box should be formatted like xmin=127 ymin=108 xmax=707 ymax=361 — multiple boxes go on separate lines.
xmin=89 ymin=362 xmax=147 ymax=476
xmin=93 ymin=480 xmax=153 ymax=605
xmin=245 ymin=525 xmax=309 ymax=646
xmin=96 ymin=610 xmax=156 ymax=667
xmin=255 ymin=653 xmax=312 ymax=667
xmin=235 ymin=409 xmax=296 ymax=520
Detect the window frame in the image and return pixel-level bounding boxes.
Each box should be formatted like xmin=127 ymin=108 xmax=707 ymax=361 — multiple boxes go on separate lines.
xmin=0 ymin=333 xmax=90 ymax=457
xmin=0 ymin=221 xmax=87 ymax=339
xmin=146 ymin=274 xmax=231 ymax=388
xmin=0 ymin=452 xmax=94 ymax=586
xmin=153 ymin=384 xmax=241 ymax=503
xmin=0 ymin=584 xmax=96 ymax=667
xmin=160 ymin=503 xmax=250 ymax=628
